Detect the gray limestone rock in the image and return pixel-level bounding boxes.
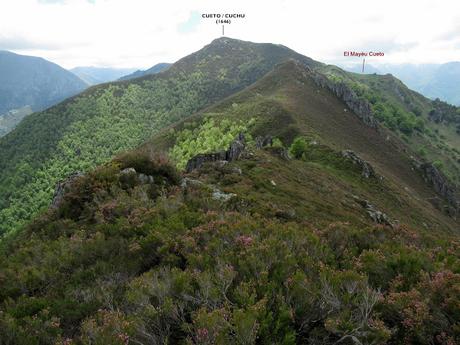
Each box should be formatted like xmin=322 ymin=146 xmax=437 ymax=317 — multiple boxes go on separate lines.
xmin=51 ymin=171 xmax=84 ymax=208
xmin=341 ymin=150 xmax=376 ymax=178
xmin=185 ymin=133 xmax=246 ymax=173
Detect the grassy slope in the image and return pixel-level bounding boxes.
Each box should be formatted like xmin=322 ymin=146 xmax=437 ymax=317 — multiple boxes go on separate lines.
xmin=320 ymin=65 xmax=460 ymax=184
xmin=0 ymin=38 xmax=319 ymax=235
xmin=150 ymin=61 xmax=458 ymax=232
xmin=356 ymin=73 xmax=460 ymax=182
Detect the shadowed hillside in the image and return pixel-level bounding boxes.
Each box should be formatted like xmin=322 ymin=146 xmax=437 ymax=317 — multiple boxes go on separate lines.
xmin=0 ymin=50 xmax=87 ymax=114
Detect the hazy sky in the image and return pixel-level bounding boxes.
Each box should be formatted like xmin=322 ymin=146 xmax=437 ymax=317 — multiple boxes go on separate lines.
xmin=0 ymin=0 xmax=459 ymax=69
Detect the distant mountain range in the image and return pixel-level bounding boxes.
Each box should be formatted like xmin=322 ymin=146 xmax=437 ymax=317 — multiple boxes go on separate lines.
xmin=118 ymin=62 xmax=171 ymax=81
xmin=0 ymin=50 xmax=172 ymax=136
xmin=70 ymin=66 xmax=138 ymax=85
xmin=0 ymin=51 xmax=87 ymax=115
xmin=340 ymin=62 xmax=460 ymax=105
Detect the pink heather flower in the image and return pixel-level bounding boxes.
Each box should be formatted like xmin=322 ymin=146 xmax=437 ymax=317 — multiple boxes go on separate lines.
xmin=236 ymin=235 xmax=253 ymax=246
xmin=197 ymin=328 xmax=209 ymax=341
xmin=118 ymin=333 xmax=130 ymax=345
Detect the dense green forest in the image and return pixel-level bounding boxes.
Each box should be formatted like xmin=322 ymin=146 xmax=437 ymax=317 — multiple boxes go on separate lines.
xmin=169 ymin=117 xmax=255 ymax=169
xmin=0 ymin=75 xmax=211 ymax=234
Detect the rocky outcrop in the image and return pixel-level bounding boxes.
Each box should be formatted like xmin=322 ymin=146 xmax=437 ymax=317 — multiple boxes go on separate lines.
xmin=181 ymin=177 xmax=237 ymax=202
xmin=365 ymin=202 xmax=393 ymax=226
xmin=268 ymin=146 xmax=290 ymax=160
xmin=326 ymin=81 xmax=377 ymax=128
xmin=185 ymin=151 xmax=228 ymax=173
xmin=180 ymin=177 xmax=204 ymax=189
xmin=120 ymin=167 xmax=155 ymax=184
xmin=428 ymin=109 xmax=444 ymax=123
xmin=418 ymin=163 xmax=459 ymax=214
xmin=304 ymin=67 xmax=378 ymax=129
xmin=255 ymin=135 xmax=273 ymax=149
xmin=341 ymin=150 xmax=376 ymax=178
xmin=428 ymin=98 xmax=458 ymax=124
xmin=255 ymin=135 xmax=290 ymax=160
xmin=227 ymin=133 xmax=246 ymax=161
xmin=185 ymin=133 xmax=246 ymax=173
xmin=51 ymin=171 xmax=83 ymax=208
xmin=212 ymin=189 xmax=237 ymax=202
xmin=353 ymin=196 xmax=393 ymax=226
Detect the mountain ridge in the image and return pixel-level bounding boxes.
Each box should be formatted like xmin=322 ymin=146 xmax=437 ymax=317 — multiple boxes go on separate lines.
xmin=0 ymin=37 xmax=458 ymax=236
xmin=340 ymin=61 xmax=460 ymax=106
xmin=0 ymin=37 xmax=322 ymax=235
xmin=148 ymin=59 xmax=459 ymax=230
xmin=118 ymin=63 xmax=171 ymax=81
xmin=0 ymin=50 xmax=87 ymax=114
xmin=70 ymin=66 xmax=138 ymax=85
xmin=0 ymin=37 xmax=459 ymax=344
xmin=0 ymin=50 xmax=88 ymax=136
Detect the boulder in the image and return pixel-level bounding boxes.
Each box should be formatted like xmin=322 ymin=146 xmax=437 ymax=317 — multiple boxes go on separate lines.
xmin=353 ymin=196 xmax=393 ymax=226
xmin=226 ymin=132 xmax=246 ymax=161
xmin=51 ymin=171 xmax=83 ymax=208
xmin=212 ymin=189 xmax=237 ymax=202
xmin=341 ymin=150 xmax=376 ymax=178
xmin=180 ymin=177 xmax=204 ymax=189
xmin=138 ymin=173 xmax=154 ymax=184
xmin=419 ymin=163 xmax=459 ymax=214
xmin=120 ymin=167 xmax=155 ymax=185
xmin=255 ymin=135 xmax=273 ymax=149
xmin=120 ymin=167 xmax=136 ymax=175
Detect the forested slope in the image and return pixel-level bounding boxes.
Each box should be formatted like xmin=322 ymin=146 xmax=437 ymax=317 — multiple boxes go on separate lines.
xmin=0 ymin=38 xmax=318 ymax=235
xmin=1 ymin=37 xmax=458 ymax=237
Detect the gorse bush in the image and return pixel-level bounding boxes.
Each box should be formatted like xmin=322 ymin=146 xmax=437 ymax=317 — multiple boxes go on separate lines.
xmin=288 ymin=138 xmax=365 ymax=176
